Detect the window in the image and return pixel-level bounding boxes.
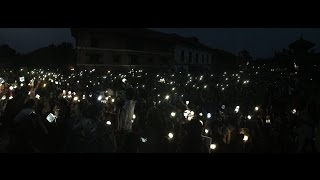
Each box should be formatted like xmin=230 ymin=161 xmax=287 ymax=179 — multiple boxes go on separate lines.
xmin=180 ymin=50 xmax=185 ymax=62
xmin=91 ymin=38 xmax=99 ymax=48
xmin=127 ymin=39 xmax=144 ymax=50
xmin=113 ymin=55 xmax=121 ymax=64
xmin=148 ymin=57 xmax=154 ymax=64
xmin=87 ymin=54 xmax=102 ymax=64
xmin=189 ymin=52 xmax=192 ymax=63
xmin=196 ymin=53 xmax=199 ymax=63
xmin=161 ymin=57 xmax=168 ymax=64
xmin=130 ymin=55 xmax=139 ymax=65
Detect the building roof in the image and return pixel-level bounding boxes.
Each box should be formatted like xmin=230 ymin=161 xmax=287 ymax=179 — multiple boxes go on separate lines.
xmin=289 ymin=37 xmax=316 ymax=50
xmin=71 ymin=28 xmax=213 ymax=51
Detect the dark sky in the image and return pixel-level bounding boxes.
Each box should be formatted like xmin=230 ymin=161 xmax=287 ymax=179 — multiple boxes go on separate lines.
xmin=1 ymin=28 xmax=320 ymax=58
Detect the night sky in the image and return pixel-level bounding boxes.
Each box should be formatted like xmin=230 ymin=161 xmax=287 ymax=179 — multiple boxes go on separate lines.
xmin=0 ymin=28 xmax=320 ymax=58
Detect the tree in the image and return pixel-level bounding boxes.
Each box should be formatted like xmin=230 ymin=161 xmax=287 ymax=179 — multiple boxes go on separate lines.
xmin=0 ymin=44 xmax=16 ymax=57
xmin=238 ymin=49 xmax=253 ymax=62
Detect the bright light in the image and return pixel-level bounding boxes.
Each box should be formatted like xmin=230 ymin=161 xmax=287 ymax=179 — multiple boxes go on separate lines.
xmin=68 ymin=91 xmax=71 ymax=95
xmin=172 ymin=87 xmax=175 ymax=91
xmin=141 ymin=137 xmax=147 ymax=143
xmin=82 ymin=95 xmax=86 ymax=99
xmin=9 ymin=96 xmax=13 ymax=100
xmin=207 ymin=113 xmax=212 ymax=119
xmin=55 ymin=81 xmax=58 ymax=85
xmin=73 ymin=96 xmax=79 ymax=102
xmin=199 ymin=120 xmax=203 ymax=126
xmin=19 ymin=77 xmax=25 ymax=82
xmin=222 ymin=87 xmax=225 ymax=91
xmin=35 ymin=94 xmax=40 ymax=100
xmin=165 ymin=95 xmax=170 ymax=100
xmin=184 ymin=110 xmax=191 ymax=118
xmin=9 ymin=86 xmax=13 ymax=91
xmin=111 ymin=98 xmax=115 ymax=103
xmin=204 ymin=85 xmax=207 ymax=89
xmin=168 ymin=132 xmax=174 ymax=139
xmin=247 ymin=115 xmax=252 ymax=120
xmin=43 ymin=83 xmax=47 ymax=88
xmin=243 ymin=135 xmax=249 ymax=142
xmin=199 ymin=113 xmax=203 ymax=116
xmin=235 ymin=106 xmax=240 ymax=113
xmin=170 ymin=112 xmax=176 ymax=117
xmin=20 ymin=83 xmax=24 ymax=87
xmin=122 ymin=78 xmax=127 ymax=83
xmin=205 ymin=129 xmax=209 ymax=134
xmin=210 ymin=144 xmax=217 ymax=150
xmin=106 ymin=121 xmax=112 ymax=125
xmin=1 ymin=95 xmax=6 ymax=100
xmin=221 ymin=105 xmax=225 ymax=110
xmin=97 ymin=95 xmax=103 ymax=101
xmin=255 ymin=106 xmax=259 ymax=111
xmin=292 ymin=109 xmax=297 ymax=114
xmin=186 ymin=101 xmax=189 ymax=105
xmin=266 ymin=119 xmax=271 ymax=124
xmin=133 ymin=114 xmax=136 ymax=119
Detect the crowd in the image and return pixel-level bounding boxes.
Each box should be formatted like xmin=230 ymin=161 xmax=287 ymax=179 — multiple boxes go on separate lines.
xmin=0 ymin=62 xmax=319 ymax=153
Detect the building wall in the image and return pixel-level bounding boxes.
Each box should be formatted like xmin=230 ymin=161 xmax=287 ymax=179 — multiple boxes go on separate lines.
xmin=74 ymin=31 xmax=212 ymax=71
xmin=76 ymin=32 xmax=174 ymax=67
xmin=174 ymin=45 xmax=212 ymax=71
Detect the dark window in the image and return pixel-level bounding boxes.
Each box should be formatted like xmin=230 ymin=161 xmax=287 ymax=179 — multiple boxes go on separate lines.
xmin=113 ymin=55 xmax=121 ymax=64
xmin=148 ymin=57 xmax=154 ymax=64
xmin=87 ymin=54 xmax=102 ymax=64
xmin=189 ymin=52 xmax=192 ymax=63
xmin=91 ymin=38 xmax=99 ymax=48
xmin=161 ymin=57 xmax=169 ymax=64
xmin=196 ymin=53 xmax=199 ymax=63
xmin=181 ymin=51 xmax=185 ymax=62
xmin=130 ymin=55 xmax=139 ymax=65
xmin=127 ymin=39 xmax=144 ymax=51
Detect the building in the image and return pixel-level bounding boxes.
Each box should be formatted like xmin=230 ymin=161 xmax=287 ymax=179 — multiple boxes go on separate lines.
xmin=71 ymin=28 xmax=213 ymax=71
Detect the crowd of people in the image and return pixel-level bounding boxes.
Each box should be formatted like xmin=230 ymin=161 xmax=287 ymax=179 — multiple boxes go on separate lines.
xmin=0 ymin=62 xmax=319 ymax=153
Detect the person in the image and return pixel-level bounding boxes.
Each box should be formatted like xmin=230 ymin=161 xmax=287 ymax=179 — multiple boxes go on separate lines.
xmin=118 ymin=88 xmax=136 ymax=133
xmin=8 ymin=99 xmax=48 ymax=153
xmin=180 ymin=119 xmax=207 ymax=153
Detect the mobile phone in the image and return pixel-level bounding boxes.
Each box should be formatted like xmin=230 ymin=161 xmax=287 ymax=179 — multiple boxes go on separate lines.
xmin=141 ymin=137 xmax=147 ymax=143
xmin=46 ymin=113 xmax=56 ymax=123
